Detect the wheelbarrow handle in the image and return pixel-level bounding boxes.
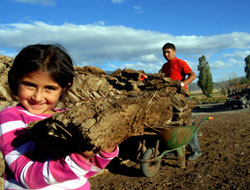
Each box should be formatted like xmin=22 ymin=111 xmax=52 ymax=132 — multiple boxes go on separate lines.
xmin=194 ymin=116 xmax=213 ymax=134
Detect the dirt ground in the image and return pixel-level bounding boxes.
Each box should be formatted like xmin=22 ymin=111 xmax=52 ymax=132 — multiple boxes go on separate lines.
xmin=88 ymin=104 xmax=250 ymax=190
xmin=0 ymin=104 xmax=249 ymax=190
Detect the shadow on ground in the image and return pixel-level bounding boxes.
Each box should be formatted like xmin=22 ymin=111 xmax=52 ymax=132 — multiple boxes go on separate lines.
xmin=192 ymin=103 xmax=226 ymax=113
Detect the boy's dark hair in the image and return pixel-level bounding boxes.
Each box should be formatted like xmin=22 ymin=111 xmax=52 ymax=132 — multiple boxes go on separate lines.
xmin=8 ymin=44 xmax=75 ymax=96
xmin=162 ymin=43 xmax=176 ymax=51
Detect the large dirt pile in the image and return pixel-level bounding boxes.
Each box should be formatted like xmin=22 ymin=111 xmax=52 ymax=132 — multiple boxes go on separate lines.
xmin=0 ymin=55 xmax=195 ymax=157
xmin=0 ymin=56 xmax=18 ymax=109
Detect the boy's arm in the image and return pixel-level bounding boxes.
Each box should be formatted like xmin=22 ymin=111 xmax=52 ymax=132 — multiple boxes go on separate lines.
xmin=182 ymin=70 xmax=196 ymax=86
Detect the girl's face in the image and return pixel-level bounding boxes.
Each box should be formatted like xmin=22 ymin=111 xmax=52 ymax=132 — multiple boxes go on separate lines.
xmin=17 ymin=71 xmax=63 ymax=115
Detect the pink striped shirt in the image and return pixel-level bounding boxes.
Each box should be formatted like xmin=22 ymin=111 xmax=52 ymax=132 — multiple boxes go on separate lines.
xmin=0 ymin=104 xmax=118 ymax=189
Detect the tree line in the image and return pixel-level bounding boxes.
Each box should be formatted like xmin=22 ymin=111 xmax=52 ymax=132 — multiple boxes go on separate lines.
xmin=197 ymin=54 xmax=250 ymax=97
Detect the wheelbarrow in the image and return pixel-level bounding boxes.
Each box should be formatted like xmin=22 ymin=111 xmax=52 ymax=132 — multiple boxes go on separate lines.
xmin=138 ymin=116 xmax=213 ymax=177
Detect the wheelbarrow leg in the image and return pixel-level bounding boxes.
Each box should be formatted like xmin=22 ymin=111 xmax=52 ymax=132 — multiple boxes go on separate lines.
xmin=137 ymin=139 xmax=146 ymax=159
xmin=176 ymin=145 xmax=186 ymax=169
xmin=154 ymin=139 xmax=160 ymax=158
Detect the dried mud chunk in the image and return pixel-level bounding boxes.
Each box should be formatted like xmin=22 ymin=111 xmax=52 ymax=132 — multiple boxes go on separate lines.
xmin=28 ymin=95 xmax=146 ymax=156
xmin=28 ymin=90 xmax=186 ymax=157
xmin=142 ymin=92 xmax=173 ymax=127
xmin=26 ymin=73 xmax=196 ymax=158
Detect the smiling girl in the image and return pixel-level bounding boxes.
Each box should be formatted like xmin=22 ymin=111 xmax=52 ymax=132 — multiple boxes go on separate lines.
xmin=0 ymin=44 xmax=118 ymax=189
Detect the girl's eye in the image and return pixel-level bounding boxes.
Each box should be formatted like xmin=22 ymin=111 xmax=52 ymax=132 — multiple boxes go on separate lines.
xmin=21 ymin=82 xmax=35 ymax=88
xmin=46 ymin=86 xmax=57 ymax=90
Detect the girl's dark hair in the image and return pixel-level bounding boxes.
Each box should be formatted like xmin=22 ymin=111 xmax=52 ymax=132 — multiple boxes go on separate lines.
xmin=8 ymin=44 xmax=75 ymax=96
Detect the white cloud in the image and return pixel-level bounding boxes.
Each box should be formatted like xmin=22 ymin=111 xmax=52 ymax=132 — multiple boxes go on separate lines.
xmin=111 ymin=0 xmax=124 ymax=4
xmin=223 ymin=50 xmax=250 ymax=59
xmin=228 ymin=58 xmax=240 ymax=64
xmin=12 ymin=0 xmax=55 ymax=6
xmin=133 ymin=6 xmax=144 ymax=14
xmin=210 ymin=60 xmax=231 ymax=69
xmin=138 ymin=54 xmax=160 ymax=63
xmin=0 ymin=21 xmax=250 ymax=77
xmin=174 ymin=32 xmax=250 ymax=54
xmin=0 ymin=50 xmax=7 ymax=55
xmin=92 ymin=0 xmax=125 ymax=4
xmin=0 ymin=21 xmax=171 ymax=65
xmin=120 ymin=62 xmax=162 ymax=73
xmin=228 ymin=58 xmax=245 ymax=67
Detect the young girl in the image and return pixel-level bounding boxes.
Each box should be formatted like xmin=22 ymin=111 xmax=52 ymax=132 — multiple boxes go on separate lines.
xmin=0 ymin=44 xmax=118 ymax=189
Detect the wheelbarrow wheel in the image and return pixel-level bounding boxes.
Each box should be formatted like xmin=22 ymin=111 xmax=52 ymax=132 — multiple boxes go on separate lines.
xmin=141 ymin=148 xmax=161 ymax=177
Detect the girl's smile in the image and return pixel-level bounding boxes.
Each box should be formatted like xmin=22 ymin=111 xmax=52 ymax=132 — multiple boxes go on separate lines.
xmin=17 ymin=71 xmax=63 ymax=115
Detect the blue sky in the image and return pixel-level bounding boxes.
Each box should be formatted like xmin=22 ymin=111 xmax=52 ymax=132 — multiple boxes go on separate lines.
xmin=0 ymin=0 xmax=250 ymax=82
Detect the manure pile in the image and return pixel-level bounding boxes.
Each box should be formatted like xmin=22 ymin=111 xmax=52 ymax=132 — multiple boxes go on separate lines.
xmin=0 ymin=56 xmax=195 ymax=157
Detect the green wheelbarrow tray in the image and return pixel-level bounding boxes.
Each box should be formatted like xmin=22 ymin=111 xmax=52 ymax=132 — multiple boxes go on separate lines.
xmin=158 ymin=125 xmax=197 ymax=150
xmin=139 ymin=116 xmax=213 ymax=177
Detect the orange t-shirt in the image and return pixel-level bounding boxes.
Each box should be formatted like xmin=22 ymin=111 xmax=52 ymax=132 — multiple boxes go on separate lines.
xmin=161 ymin=57 xmax=192 ymax=90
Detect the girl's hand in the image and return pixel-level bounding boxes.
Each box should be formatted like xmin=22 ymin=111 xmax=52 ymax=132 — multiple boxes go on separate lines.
xmin=101 ymin=145 xmax=117 ymax=153
xmin=79 ymin=148 xmax=100 ymax=159
xmin=79 ymin=144 xmax=118 ymax=159
xmin=80 ymin=150 xmax=97 ymax=160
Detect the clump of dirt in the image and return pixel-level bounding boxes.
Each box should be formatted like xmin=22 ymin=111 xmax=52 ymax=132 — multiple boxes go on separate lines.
xmin=28 ymin=81 xmax=194 ymax=157
xmin=0 ymin=56 xmax=18 ymax=109
xmin=0 ymin=55 xmax=194 ymax=158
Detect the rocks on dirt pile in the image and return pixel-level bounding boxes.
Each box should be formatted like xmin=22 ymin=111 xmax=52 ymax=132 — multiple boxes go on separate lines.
xmin=0 ymin=56 xmax=18 ymax=110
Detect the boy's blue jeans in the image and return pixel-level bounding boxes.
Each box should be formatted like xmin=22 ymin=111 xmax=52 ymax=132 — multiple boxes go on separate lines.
xmin=187 ymin=95 xmax=201 ymax=153
xmin=189 ymin=133 xmax=201 ymax=153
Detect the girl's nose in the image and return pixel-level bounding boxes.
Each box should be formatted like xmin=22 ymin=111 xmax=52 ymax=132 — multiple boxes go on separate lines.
xmin=32 ymin=89 xmax=44 ymax=102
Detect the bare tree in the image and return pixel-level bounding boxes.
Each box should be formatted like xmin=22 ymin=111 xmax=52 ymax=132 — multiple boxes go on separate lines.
xmin=217 ymin=72 xmax=239 ymax=95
